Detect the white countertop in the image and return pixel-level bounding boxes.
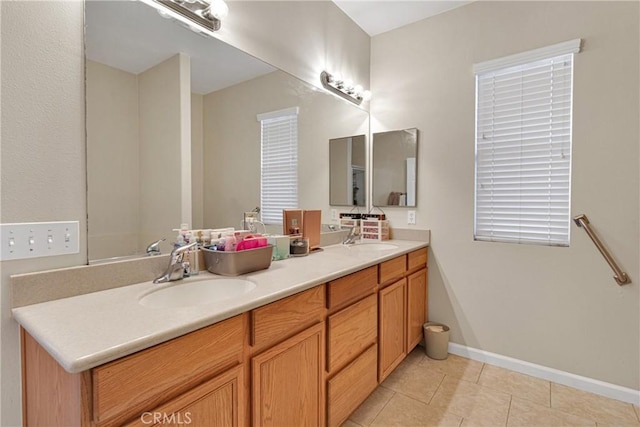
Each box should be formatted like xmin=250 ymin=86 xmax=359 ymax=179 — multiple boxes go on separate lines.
xmin=12 ymin=240 xmax=427 ymax=373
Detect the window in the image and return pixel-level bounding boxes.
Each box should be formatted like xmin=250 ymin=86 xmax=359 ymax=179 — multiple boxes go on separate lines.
xmin=474 ymin=39 xmax=581 ymax=246
xmin=258 ymin=107 xmax=299 ymax=225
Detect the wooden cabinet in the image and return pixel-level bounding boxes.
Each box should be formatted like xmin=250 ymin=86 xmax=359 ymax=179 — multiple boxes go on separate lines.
xmin=327 ymin=345 xmax=378 ymax=427
xmin=22 ymin=315 xmax=246 ymax=427
xmin=124 ymin=366 xmax=244 ymax=427
xmin=252 ymin=323 xmax=325 ymax=427
xmin=327 ymin=266 xmax=377 ymax=313
xmin=251 ymin=285 xmax=325 ymax=353
xmin=21 ymin=246 xmax=429 ymax=427
xmin=327 ymin=294 xmax=377 ymax=374
xmin=406 ymin=268 xmax=427 ymax=352
xmin=378 ymin=278 xmax=407 ymax=382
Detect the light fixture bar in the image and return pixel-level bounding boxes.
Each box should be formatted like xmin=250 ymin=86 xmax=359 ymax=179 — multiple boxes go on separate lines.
xmin=321 ymin=71 xmax=369 ymax=106
xmin=157 ymin=0 xmax=221 ymax=32
xmin=139 ymin=0 xmax=226 ymax=35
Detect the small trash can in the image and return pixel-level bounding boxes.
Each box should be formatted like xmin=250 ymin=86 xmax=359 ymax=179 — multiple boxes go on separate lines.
xmin=423 ymin=322 xmax=450 ymax=360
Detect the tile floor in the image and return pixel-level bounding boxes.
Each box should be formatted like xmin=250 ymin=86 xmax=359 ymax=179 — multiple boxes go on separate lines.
xmin=344 ymin=348 xmax=640 ymax=427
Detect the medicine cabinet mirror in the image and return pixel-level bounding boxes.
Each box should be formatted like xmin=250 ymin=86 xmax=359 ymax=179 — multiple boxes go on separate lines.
xmin=85 ymin=0 xmax=369 ymax=262
xmin=372 ymin=128 xmax=418 ymax=207
xmin=329 ymin=135 xmax=366 ymax=207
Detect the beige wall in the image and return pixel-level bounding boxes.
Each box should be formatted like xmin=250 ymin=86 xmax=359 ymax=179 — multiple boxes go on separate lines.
xmin=138 ymin=54 xmax=190 ymax=249
xmin=192 ymin=93 xmax=204 ymax=229
xmin=86 ymin=60 xmax=141 ymax=260
xmin=87 ymin=56 xmax=191 ymax=258
xmin=0 ymin=2 xmax=86 ymax=426
xmin=202 ymin=70 xmax=369 ymax=228
xmin=371 ymin=1 xmax=639 ymax=389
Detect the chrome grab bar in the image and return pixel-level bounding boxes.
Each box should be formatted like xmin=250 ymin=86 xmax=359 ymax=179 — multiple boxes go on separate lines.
xmin=573 ymin=214 xmax=631 ymax=286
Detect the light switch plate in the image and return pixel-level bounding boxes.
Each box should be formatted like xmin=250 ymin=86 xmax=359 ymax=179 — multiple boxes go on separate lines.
xmin=1 ymin=221 xmax=80 ymax=261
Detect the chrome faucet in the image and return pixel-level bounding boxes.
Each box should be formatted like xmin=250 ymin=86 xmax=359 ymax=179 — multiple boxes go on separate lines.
xmin=342 ymin=226 xmax=360 ymax=245
xmin=153 ymin=242 xmax=198 ymax=284
xmin=146 ymin=238 xmax=165 ymax=256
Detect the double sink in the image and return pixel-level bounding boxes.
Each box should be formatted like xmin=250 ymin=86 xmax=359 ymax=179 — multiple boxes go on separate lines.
xmin=140 ymin=243 xmax=398 ymax=309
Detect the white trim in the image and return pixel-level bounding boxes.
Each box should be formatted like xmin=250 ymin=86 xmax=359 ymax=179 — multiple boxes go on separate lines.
xmin=256 ymin=107 xmax=299 ymax=122
xmin=473 ymin=39 xmax=581 ymax=75
xmin=448 ymin=343 xmax=640 ymax=405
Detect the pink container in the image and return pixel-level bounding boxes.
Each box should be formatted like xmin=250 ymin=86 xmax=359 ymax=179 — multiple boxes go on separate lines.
xmin=235 ymin=235 xmax=268 ymax=251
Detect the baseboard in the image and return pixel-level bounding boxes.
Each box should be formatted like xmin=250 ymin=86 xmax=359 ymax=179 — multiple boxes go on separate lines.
xmin=448 ymin=342 xmax=640 ymax=406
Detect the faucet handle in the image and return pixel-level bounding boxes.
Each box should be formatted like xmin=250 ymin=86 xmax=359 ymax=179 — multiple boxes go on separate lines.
xmin=146 ymin=238 xmax=166 ymax=256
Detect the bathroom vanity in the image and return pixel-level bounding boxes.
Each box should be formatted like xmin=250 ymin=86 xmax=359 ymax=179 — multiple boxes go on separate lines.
xmin=14 ymin=241 xmax=428 ymax=426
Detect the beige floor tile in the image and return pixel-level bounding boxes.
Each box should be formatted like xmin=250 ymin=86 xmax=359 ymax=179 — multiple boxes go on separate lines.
xmin=507 ymin=396 xmax=596 ymax=426
xmin=382 ymin=359 xmax=445 ymax=404
xmin=421 ymin=353 xmax=485 ymax=383
xmin=551 ymin=383 xmax=639 ymax=425
xmin=477 ymin=364 xmax=551 ymax=407
xmin=342 ymin=420 xmax=363 ymax=427
xmin=350 ymin=386 xmax=395 ymax=426
xmin=634 ymin=405 xmax=640 ymax=422
xmin=595 ymin=423 xmax=640 ymax=427
xmin=429 ymin=376 xmax=511 ymax=426
xmin=370 ymin=393 xmax=463 ymax=427
xmin=404 ymin=345 xmax=429 ymax=366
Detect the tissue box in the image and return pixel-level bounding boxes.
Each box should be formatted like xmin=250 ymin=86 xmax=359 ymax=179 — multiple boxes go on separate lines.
xmin=267 ymin=235 xmax=290 ymax=260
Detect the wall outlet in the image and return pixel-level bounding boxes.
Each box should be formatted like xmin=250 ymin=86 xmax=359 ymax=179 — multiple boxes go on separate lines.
xmin=0 ymin=221 xmax=80 ymax=261
xmin=407 ymin=210 xmax=416 ymax=225
xmin=331 ymin=209 xmax=338 ymax=221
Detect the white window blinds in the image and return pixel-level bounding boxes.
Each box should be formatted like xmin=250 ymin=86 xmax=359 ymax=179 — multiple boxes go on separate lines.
xmin=474 ymin=40 xmax=580 ymax=246
xmin=258 ymin=107 xmax=299 ymax=225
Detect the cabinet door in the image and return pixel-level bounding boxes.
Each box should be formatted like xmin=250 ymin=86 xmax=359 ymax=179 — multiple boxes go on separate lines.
xmin=252 ymin=323 xmax=325 ymax=427
xmin=125 ymin=365 xmax=244 ymax=427
xmin=406 ymin=268 xmax=427 ymax=352
xmin=378 ymin=278 xmax=406 ymax=382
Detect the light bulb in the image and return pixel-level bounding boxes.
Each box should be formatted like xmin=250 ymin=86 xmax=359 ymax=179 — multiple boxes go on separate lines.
xmin=354 ymin=85 xmax=363 ymax=95
xmin=362 ymin=90 xmax=372 ymax=101
xmin=333 ymin=73 xmax=343 ymax=83
xmin=157 ymin=9 xmax=172 ymax=19
xmin=208 ymin=0 xmax=228 ymax=19
xmin=344 ymin=79 xmax=354 ymax=90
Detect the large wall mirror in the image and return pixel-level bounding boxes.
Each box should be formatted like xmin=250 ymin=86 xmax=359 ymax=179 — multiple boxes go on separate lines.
xmin=329 ymin=135 xmax=366 ymax=206
xmin=85 ymin=0 xmax=369 ymax=262
xmin=372 ymin=128 xmax=418 ymax=207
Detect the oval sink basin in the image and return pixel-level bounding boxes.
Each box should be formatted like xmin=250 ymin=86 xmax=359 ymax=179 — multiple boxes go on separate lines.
xmin=347 ymin=243 xmax=399 ymax=252
xmin=139 ymin=278 xmax=256 ymax=309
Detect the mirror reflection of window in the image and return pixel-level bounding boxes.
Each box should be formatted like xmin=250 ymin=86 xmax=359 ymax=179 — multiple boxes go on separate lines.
xmin=258 ymin=107 xmax=299 ymax=225
xmin=372 ymin=128 xmax=418 ymax=207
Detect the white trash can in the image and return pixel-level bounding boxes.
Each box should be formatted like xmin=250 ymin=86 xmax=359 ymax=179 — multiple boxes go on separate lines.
xmin=423 ymin=322 xmax=450 ymax=360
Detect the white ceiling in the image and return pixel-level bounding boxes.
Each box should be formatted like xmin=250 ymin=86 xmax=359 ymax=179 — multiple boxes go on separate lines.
xmin=333 ymin=1 xmax=474 ymax=36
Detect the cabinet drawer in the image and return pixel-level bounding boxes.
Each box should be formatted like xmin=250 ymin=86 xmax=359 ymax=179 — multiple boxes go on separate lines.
xmin=327 ymin=294 xmax=377 ymax=373
xmin=92 ymin=315 xmax=244 ymax=426
xmin=327 ymin=266 xmax=377 ymax=312
xmin=327 ymin=344 xmax=378 ymax=427
xmin=124 ymin=365 xmax=244 ymax=427
xmin=251 ymin=285 xmax=325 ymax=351
xmin=407 ymin=248 xmax=428 ymax=272
xmin=379 ymin=255 xmax=406 ymax=287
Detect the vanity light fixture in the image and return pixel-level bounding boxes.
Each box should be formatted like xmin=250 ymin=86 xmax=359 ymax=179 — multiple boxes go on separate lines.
xmin=141 ymin=0 xmax=229 ymax=34
xmin=320 ymin=71 xmax=371 ymax=106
